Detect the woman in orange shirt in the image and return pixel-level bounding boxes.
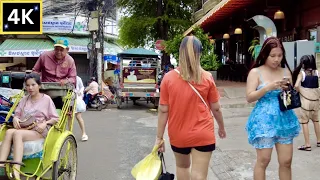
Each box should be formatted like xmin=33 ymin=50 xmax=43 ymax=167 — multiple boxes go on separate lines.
xmin=156 ymin=36 xmax=226 ymax=179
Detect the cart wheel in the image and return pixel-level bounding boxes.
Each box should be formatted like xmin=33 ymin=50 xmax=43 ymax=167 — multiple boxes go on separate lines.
xmin=52 ymin=135 xmax=77 ymax=180
xmin=116 ymin=97 xmax=122 ymax=109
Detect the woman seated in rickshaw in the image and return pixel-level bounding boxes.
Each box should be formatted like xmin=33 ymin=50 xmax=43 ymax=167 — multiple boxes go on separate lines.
xmin=0 ymin=74 xmax=59 ymax=179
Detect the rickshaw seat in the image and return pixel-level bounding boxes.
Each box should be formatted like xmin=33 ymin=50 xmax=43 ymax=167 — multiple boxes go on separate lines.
xmin=0 ymin=110 xmax=61 ymax=160
xmin=0 ymin=139 xmax=44 ymax=160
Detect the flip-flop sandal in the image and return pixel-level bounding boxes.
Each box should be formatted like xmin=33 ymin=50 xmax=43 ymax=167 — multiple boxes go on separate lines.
xmin=317 ymin=142 xmax=320 ymax=147
xmin=298 ymin=145 xmax=311 ymax=151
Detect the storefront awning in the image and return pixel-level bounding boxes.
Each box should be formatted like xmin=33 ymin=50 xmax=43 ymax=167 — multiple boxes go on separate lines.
xmin=104 ymin=41 xmax=123 ymax=55
xmin=183 ymin=0 xmax=253 ymax=36
xmin=48 ymin=35 xmax=89 ymax=53
xmin=0 ymin=39 xmax=54 ymax=57
xmin=49 ymin=35 xmax=123 ymax=55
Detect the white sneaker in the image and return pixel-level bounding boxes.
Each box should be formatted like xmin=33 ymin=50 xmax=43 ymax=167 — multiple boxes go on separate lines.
xmin=81 ymin=135 xmax=88 ymax=141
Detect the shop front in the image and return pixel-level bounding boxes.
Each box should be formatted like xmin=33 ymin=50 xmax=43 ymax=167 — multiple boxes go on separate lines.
xmin=0 ymin=35 xmax=123 ymax=85
xmin=185 ymin=0 xmax=320 ymax=82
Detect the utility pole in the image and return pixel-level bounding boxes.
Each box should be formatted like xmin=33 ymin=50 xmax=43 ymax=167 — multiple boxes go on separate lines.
xmin=87 ymin=0 xmax=106 ymax=85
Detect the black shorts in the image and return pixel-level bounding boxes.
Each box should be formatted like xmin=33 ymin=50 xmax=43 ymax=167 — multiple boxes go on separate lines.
xmin=171 ymin=144 xmax=216 ymax=155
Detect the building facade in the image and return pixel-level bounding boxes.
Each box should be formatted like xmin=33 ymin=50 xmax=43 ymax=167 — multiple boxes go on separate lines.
xmin=186 ymin=0 xmax=320 ymax=81
xmin=0 ymin=0 xmax=121 ymax=84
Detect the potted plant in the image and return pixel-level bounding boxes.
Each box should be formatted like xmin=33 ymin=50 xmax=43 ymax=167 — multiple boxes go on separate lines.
xmin=248 ymin=37 xmax=260 ymax=60
xmin=201 ymin=53 xmax=221 ymax=80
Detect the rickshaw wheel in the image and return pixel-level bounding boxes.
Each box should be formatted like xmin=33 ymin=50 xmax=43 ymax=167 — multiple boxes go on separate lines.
xmin=52 ymin=135 xmax=77 ymax=180
xmin=116 ymin=97 xmax=122 ymax=109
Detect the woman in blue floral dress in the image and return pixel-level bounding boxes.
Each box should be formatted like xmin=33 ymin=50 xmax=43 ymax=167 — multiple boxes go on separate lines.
xmin=246 ymin=37 xmax=300 ymax=180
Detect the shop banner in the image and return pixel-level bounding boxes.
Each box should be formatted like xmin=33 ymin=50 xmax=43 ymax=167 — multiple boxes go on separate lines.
xmin=123 ymin=67 xmax=156 ymax=84
xmin=69 ymin=46 xmax=88 ymax=53
xmin=43 ymin=20 xmax=87 ymax=33
xmin=0 ymin=49 xmax=53 ymax=57
xmin=0 ymin=47 xmax=118 ymax=57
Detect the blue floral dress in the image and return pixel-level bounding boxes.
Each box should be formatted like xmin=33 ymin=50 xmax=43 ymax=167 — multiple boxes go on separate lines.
xmin=246 ymin=69 xmax=301 ymax=149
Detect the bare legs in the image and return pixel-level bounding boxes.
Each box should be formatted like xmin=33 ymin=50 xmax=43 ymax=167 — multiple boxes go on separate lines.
xmin=275 ymin=144 xmax=293 ymax=180
xmin=254 ymin=144 xmax=293 ymax=180
xmin=254 ymin=148 xmax=272 ymax=180
xmin=75 ymin=113 xmax=88 ymax=141
xmin=173 ymin=149 xmax=212 ymax=180
xmin=300 ymin=120 xmax=320 ymax=149
xmin=301 ymin=122 xmax=311 ymax=147
xmin=0 ymin=129 xmax=42 ymax=179
xmin=312 ymin=120 xmax=320 ymax=143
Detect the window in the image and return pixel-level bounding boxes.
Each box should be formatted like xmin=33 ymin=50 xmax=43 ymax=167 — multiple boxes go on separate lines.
xmin=309 ymin=29 xmax=317 ymax=41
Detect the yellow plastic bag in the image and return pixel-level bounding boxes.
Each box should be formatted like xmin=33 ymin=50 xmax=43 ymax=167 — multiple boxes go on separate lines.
xmin=131 ymin=142 xmax=163 ymax=180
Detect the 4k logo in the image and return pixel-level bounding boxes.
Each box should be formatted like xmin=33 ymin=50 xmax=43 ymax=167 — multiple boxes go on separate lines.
xmin=0 ymin=0 xmax=42 ymax=34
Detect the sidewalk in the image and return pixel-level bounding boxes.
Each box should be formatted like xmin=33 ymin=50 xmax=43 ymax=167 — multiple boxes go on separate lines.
xmin=211 ymin=107 xmax=320 ymax=180
xmin=158 ymin=106 xmax=320 ymax=180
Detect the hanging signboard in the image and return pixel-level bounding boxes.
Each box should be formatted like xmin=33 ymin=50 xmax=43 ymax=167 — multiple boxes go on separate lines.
xmin=0 ymin=49 xmax=52 ymax=57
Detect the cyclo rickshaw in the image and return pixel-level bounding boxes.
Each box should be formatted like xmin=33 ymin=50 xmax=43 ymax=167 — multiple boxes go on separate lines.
xmin=0 ymin=73 xmax=77 ymax=180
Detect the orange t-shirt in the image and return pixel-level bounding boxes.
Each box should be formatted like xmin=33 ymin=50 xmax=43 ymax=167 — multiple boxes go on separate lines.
xmin=160 ymin=69 xmax=220 ymax=148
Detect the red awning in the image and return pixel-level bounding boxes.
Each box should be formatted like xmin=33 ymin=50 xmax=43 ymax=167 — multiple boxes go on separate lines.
xmin=184 ymin=0 xmax=253 ymax=35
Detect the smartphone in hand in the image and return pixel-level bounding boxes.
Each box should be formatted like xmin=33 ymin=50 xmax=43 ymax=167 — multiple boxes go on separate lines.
xmin=282 ymin=77 xmax=290 ymax=85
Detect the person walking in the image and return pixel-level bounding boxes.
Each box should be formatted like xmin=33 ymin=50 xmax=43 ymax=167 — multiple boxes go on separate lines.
xmin=155 ymin=36 xmax=226 ymax=180
xmin=292 ymin=55 xmax=320 ymax=151
xmin=246 ymin=37 xmax=300 ymax=180
xmin=75 ymin=76 xmax=88 ymax=141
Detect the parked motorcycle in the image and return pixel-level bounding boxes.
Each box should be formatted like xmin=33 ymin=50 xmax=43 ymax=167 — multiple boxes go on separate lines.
xmin=0 ymin=94 xmax=14 ymax=124
xmin=85 ymin=93 xmax=106 ymax=111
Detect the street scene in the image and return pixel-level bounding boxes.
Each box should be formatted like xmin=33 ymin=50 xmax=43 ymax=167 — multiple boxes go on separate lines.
xmin=1 ymin=0 xmax=320 ymax=180
xmin=74 ymin=84 xmax=320 ymax=180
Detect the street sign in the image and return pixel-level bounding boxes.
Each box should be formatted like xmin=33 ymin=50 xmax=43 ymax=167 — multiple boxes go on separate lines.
xmin=155 ymin=39 xmax=165 ymax=51
xmin=0 ymin=0 xmax=43 ymax=34
xmin=104 ymin=55 xmax=119 ymax=64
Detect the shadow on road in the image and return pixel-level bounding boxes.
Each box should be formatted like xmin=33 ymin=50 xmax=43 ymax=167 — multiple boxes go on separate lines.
xmin=111 ymin=99 xmax=156 ymax=111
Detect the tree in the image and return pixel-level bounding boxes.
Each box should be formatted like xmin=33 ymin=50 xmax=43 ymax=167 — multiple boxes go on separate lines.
xmin=165 ymin=26 xmax=221 ymax=70
xmin=117 ymin=0 xmax=195 ymax=66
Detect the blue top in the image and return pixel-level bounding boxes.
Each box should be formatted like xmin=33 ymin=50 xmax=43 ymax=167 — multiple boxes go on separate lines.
xmin=245 ymin=68 xmax=301 ymax=149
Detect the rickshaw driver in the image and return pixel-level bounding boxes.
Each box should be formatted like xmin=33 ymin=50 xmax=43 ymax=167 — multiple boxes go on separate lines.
xmin=32 ymin=37 xmax=77 ymax=109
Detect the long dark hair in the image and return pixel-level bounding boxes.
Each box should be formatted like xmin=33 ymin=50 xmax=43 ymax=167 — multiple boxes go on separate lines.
xmin=292 ymin=55 xmax=317 ymax=85
xmin=251 ymin=37 xmax=292 ymax=74
xmin=25 ymin=73 xmax=41 ymax=85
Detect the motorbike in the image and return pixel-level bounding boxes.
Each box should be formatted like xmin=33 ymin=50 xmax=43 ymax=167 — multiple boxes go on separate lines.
xmin=0 ymin=94 xmax=14 ymax=124
xmin=85 ymin=92 xmax=106 ymax=111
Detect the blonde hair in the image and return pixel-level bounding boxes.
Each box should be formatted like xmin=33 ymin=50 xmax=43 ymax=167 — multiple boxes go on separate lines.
xmin=178 ymin=36 xmax=203 ymax=84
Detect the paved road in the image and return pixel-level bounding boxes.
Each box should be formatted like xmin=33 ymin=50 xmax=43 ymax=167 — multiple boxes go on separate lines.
xmin=75 ymin=102 xmax=157 ymax=180
xmin=74 ymin=101 xmax=320 ymax=180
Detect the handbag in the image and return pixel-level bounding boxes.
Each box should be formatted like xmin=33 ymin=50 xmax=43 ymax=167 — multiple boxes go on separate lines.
xmin=278 ymin=84 xmax=301 ymax=111
xmin=19 ymin=96 xmax=37 ymax=129
xmin=19 ymin=112 xmax=37 ymax=129
xmin=76 ymin=97 xmax=86 ymax=113
xmin=174 ymin=69 xmax=213 ymax=116
xmin=158 ymin=153 xmax=174 ymax=180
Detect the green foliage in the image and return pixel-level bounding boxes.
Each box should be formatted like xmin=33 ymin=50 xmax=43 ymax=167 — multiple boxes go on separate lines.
xmin=117 ymin=0 xmax=195 ymax=49
xmin=165 ymin=26 xmax=220 ymax=70
xmin=248 ymin=38 xmax=260 ymax=59
xmin=201 ymin=53 xmax=221 ymax=71
xmin=117 ymin=16 xmax=157 ymax=48
xmin=164 ymin=33 xmax=184 ymax=60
